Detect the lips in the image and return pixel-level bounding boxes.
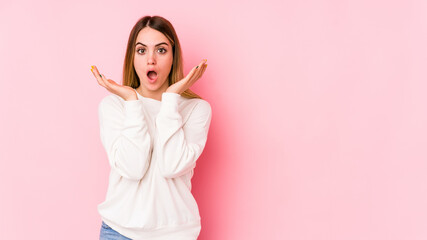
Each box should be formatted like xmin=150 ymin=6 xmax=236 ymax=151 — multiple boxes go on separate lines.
xmin=146 ymin=69 xmax=158 ymax=82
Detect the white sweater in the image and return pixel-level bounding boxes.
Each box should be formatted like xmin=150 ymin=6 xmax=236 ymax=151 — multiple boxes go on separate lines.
xmin=97 ymin=89 xmax=212 ymax=240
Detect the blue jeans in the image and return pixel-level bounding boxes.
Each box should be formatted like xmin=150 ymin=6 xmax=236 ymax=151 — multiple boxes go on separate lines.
xmin=99 ymin=221 xmax=132 ymax=240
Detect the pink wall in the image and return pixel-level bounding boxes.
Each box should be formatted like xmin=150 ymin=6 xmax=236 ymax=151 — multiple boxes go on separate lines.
xmin=1 ymin=0 xmax=427 ymax=239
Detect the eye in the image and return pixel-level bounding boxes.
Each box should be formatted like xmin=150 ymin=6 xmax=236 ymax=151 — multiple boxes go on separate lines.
xmin=158 ymin=48 xmax=167 ymax=54
xmin=136 ymin=48 xmax=145 ymax=54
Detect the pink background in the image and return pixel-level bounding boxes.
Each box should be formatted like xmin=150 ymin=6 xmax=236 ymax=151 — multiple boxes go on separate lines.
xmin=1 ymin=0 xmax=427 ymax=239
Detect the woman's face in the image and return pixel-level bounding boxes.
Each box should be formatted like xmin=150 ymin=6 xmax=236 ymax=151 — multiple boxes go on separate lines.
xmin=134 ymin=27 xmax=173 ymax=92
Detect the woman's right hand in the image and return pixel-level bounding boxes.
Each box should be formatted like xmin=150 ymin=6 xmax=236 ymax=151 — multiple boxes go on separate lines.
xmin=91 ymin=65 xmax=137 ymax=101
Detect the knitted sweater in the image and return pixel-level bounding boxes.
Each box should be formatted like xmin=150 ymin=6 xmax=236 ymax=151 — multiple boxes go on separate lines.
xmin=97 ymin=89 xmax=212 ymax=239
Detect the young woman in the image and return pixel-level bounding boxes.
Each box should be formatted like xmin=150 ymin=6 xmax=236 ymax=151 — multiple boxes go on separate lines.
xmin=91 ymin=15 xmax=212 ymax=240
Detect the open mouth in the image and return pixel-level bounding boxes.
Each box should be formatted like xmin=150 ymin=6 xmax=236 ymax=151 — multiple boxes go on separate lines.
xmin=147 ymin=71 xmax=158 ymax=81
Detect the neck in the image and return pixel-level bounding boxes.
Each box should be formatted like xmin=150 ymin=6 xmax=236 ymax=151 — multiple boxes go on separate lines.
xmin=136 ymin=82 xmax=169 ymax=101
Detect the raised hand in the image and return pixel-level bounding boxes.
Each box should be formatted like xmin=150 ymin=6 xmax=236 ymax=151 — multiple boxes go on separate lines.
xmin=166 ymin=59 xmax=208 ymax=95
xmin=91 ymin=65 xmax=137 ymax=101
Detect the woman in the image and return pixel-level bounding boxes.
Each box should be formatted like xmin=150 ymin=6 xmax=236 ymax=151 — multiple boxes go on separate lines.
xmin=91 ymin=15 xmax=211 ymax=240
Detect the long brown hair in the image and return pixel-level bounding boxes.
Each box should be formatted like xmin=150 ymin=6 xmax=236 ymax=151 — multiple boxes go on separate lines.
xmin=122 ymin=15 xmax=202 ymax=99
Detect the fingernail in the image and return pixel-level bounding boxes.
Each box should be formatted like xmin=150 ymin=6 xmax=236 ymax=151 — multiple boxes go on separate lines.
xmin=99 ymin=74 xmax=102 ymax=77
xmin=196 ymin=66 xmax=199 ymax=69
xmin=91 ymin=65 xmax=94 ymax=69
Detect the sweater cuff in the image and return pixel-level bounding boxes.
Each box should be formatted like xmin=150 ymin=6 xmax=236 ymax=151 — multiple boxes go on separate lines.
xmin=123 ymin=99 xmax=144 ymax=118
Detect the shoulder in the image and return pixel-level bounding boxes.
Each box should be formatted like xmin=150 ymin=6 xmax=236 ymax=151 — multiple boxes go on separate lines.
xmin=194 ymin=98 xmax=211 ymax=115
xmin=183 ymin=98 xmax=212 ymax=121
xmin=98 ymin=94 xmax=126 ymax=113
xmin=181 ymin=96 xmax=211 ymax=111
xmin=100 ymin=93 xmax=123 ymax=104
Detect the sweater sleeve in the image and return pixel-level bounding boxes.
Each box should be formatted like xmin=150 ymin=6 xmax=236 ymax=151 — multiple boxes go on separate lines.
xmin=155 ymin=92 xmax=212 ymax=179
xmin=98 ymin=95 xmax=152 ymax=181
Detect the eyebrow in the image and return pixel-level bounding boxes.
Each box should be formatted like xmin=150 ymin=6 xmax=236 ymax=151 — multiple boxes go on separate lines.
xmin=135 ymin=42 xmax=169 ymax=47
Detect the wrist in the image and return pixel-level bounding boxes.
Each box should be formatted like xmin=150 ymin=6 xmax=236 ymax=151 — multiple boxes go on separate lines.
xmin=124 ymin=93 xmax=138 ymax=101
xmin=165 ymin=90 xmax=181 ymax=95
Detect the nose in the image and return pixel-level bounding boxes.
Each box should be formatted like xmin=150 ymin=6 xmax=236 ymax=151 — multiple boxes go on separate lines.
xmin=147 ymin=51 xmax=156 ymax=65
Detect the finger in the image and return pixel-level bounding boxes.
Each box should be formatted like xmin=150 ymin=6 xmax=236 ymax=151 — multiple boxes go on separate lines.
xmin=93 ymin=66 xmax=108 ymax=85
xmin=192 ymin=63 xmax=207 ymax=83
xmin=195 ymin=59 xmax=207 ymax=70
xmin=91 ymin=65 xmax=100 ymax=79
xmin=92 ymin=65 xmax=102 ymax=77
xmin=200 ymin=63 xmax=207 ymax=77
xmin=197 ymin=59 xmax=207 ymax=72
xmin=100 ymin=74 xmax=115 ymax=89
xmin=93 ymin=66 xmax=113 ymax=89
xmin=189 ymin=60 xmax=206 ymax=80
xmin=185 ymin=65 xmax=199 ymax=81
xmin=91 ymin=66 xmax=107 ymax=88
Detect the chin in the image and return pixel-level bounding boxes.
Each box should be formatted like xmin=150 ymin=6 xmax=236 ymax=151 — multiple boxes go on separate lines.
xmin=144 ymin=80 xmax=166 ymax=90
xmin=144 ymin=83 xmax=159 ymax=90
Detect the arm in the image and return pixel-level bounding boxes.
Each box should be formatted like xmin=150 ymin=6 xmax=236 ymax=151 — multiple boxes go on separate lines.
xmin=98 ymin=95 xmax=152 ymax=181
xmin=155 ymin=92 xmax=212 ymax=179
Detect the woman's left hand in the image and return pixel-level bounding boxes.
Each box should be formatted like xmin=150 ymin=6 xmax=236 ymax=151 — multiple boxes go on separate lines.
xmin=166 ymin=59 xmax=207 ymax=95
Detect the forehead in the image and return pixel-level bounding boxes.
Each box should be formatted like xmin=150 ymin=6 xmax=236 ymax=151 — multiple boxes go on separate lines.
xmin=135 ymin=27 xmax=170 ymax=46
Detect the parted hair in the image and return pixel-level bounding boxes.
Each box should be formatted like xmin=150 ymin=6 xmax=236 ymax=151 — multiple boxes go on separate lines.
xmin=122 ymin=15 xmax=202 ymax=99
